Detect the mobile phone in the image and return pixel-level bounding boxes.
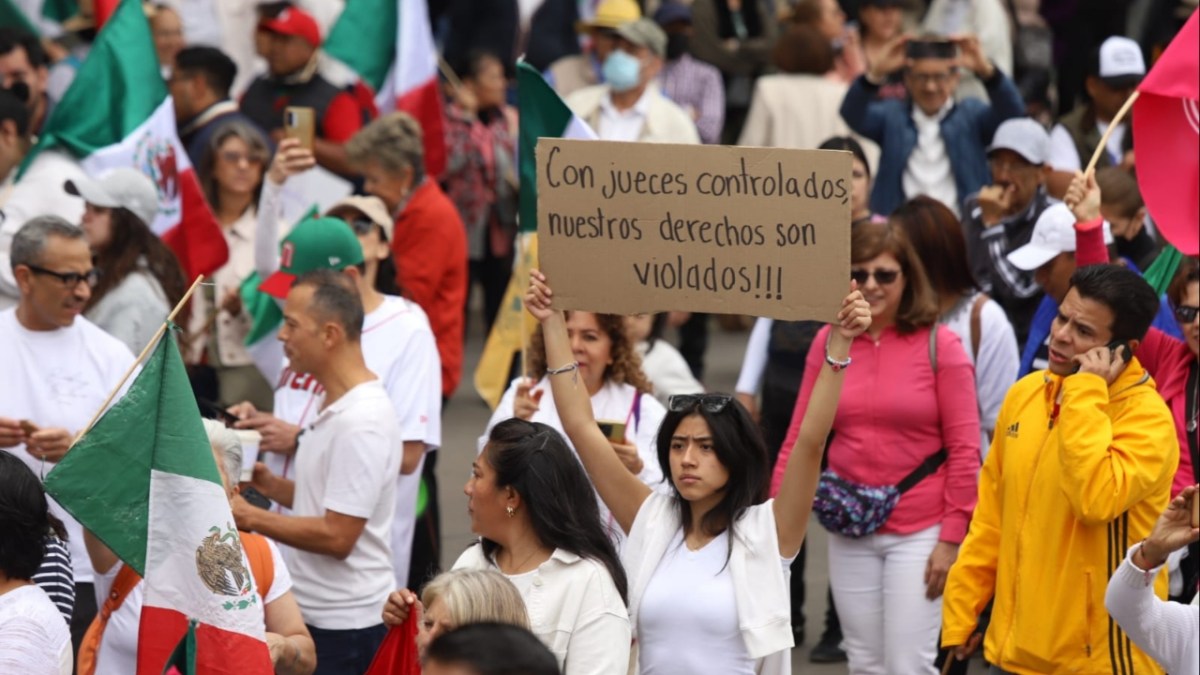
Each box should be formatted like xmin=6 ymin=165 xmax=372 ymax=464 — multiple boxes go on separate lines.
xmin=240 ymin=486 xmax=273 ymax=511
xmin=1072 ymin=340 xmax=1132 ymax=373
xmin=597 ymin=420 xmax=626 ymax=443
xmin=283 ymin=106 xmax=315 ymax=151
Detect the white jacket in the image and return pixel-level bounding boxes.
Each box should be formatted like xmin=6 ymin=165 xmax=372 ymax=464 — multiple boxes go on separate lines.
xmin=566 ymin=85 xmax=700 ymax=145
xmin=623 ymin=493 xmax=792 ymax=674
xmin=1105 ymin=546 xmax=1200 ymax=675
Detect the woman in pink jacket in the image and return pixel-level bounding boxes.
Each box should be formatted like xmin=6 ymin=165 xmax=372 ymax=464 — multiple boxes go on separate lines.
xmin=770 ymin=219 xmax=980 ymax=673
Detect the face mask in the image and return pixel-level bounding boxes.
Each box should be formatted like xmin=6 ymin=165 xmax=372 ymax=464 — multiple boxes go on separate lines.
xmin=602 ymin=50 xmax=642 ymax=92
xmin=666 ymin=33 xmax=690 ymax=61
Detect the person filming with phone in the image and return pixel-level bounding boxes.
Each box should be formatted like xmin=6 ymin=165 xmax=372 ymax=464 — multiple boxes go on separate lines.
xmin=942 ymin=263 xmax=1180 ymax=674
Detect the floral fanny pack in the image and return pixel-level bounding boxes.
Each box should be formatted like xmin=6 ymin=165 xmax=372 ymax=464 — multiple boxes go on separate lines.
xmin=812 ymin=448 xmax=948 ymax=538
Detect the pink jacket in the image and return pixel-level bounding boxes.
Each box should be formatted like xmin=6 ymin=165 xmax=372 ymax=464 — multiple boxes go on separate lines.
xmin=770 ymin=324 xmax=981 ymax=543
xmin=1136 ymin=327 xmax=1197 ymax=496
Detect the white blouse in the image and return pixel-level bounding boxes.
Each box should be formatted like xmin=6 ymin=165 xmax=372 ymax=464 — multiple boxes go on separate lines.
xmin=0 ymin=584 xmax=72 ymax=675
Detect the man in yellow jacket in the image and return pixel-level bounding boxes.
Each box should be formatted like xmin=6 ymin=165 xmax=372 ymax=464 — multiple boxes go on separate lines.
xmin=942 ymin=264 xmax=1179 ymax=675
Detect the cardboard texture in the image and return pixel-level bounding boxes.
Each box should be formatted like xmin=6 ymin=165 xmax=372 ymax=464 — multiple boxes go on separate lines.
xmin=536 ymin=139 xmax=852 ymax=321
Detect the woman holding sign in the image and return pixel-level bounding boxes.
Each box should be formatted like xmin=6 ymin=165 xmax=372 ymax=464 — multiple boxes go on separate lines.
xmin=526 ymin=268 xmax=872 ymax=674
xmin=770 ymin=219 xmax=981 ymax=673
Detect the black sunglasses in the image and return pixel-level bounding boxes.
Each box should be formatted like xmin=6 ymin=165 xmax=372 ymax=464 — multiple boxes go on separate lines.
xmin=850 ymin=268 xmax=901 ymax=286
xmin=1176 ymin=305 xmax=1199 ymax=324
xmin=27 ymin=265 xmax=101 ymax=288
xmin=667 ymin=394 xmax=733 ymax=413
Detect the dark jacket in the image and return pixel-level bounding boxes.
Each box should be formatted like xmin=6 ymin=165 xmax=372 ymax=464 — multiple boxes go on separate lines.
xmin=840 ymin=71 xmax=1025 ymax=216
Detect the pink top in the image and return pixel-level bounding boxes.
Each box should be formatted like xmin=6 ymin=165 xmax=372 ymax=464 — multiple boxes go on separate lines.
xmin=770 ymin=324 xmax=981 ymax=543
xmin=1135 ymin=327 xmax=1197 ymax=496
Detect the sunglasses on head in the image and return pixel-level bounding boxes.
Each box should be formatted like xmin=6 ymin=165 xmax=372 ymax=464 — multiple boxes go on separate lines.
xmin=850 ymin=268 xmax=901 ymax=286
xmin=1176 ymin=305 xmax=1199 ymax=324
xmin=667 ymin=394 xmax=733 ymax=414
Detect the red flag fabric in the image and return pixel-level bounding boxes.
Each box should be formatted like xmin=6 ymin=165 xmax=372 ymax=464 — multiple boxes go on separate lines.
xmin=1133 ymin=10 xmax=1199 ymax=256
xmin=364 ymin=611 xmax=420 ymax=675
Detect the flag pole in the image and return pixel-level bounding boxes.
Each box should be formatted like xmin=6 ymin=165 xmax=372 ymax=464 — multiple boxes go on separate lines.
xmin=437 ymin=56 xmax=465 ymax=92
xmin=71 ymin=274 xmax=207 ymax=446
xmin=1084 ymin=91 xmax=1140 ymax=175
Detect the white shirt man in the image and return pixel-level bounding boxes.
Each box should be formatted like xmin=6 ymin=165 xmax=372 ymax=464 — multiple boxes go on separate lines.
xmin=0 ymin=216 xmax=135 ymax=641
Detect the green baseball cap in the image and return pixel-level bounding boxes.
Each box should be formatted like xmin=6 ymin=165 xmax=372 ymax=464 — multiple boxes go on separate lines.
xmin=259 ymin=216 xmax=365 ymax=299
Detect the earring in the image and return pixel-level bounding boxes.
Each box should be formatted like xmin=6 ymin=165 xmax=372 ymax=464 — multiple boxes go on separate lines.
xmin=506 ymin=506 xmax=515 ymax=518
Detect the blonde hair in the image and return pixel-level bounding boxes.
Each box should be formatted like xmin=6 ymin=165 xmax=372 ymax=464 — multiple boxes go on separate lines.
xmin=420 ymin=569 xmax=530 ymax=630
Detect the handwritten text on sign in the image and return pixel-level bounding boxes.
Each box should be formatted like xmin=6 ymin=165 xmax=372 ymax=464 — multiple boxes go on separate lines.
xmin=536 ymin=140 xmax=851 ymax=321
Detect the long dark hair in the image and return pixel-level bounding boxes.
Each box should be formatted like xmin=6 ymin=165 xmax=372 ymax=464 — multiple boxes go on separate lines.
xmin=0 ymin=452 xmax=63 ymax=580
xmin=87 ymin=207 xmax=188 ymax=310
xmin=655 ymin=397 xmax=769 ymax=545
xmin=480 ymin=419 xmax=629 ymax=604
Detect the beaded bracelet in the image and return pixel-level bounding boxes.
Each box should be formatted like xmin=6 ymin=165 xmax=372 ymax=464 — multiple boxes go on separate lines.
xmin=824 ymin=334 xmax=852 ymax=372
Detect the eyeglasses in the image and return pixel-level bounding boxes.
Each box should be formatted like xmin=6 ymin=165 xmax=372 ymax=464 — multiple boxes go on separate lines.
xmin=27 ymin=265 xmax=100 ymax=288
xmin=908 ymin=71 xmax=956 ymax=86
xmin=219 ymin=150 xmax=265 ymax=166
xmin=1176 ymin=305 xmax=1199 ymax=324
xmin=988 ymin=158 xmax=1039 ymax=174
xmin=850 ymin=268 xmax=902 ymax=286
xmin=349 ymin=218 xmax=378 ymax=235
xmin=667 ymin=394 xmax=733 ymax=413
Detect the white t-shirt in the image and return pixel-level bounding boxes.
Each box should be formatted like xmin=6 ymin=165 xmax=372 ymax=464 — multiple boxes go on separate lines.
xmin=266 ymin=296 xmax=440 ymax=585
xmin=289 ymin=380 xmax=402 ymax=629
xmin=0 ymin=585 xmax=72 ymax=675
xmin=638 ymin=530 xmax=753 ymax=674
xmin=92 ymin=539 xmax=292 ymax=675
xmin=0 ymin=310 xmax=136 ymax=584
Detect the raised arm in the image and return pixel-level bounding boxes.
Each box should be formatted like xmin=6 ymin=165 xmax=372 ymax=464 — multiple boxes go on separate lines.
xmin=774 ymin=285 xmax=871 ymax=557
xmin=526 ymin=270 xmax=651 ymax=534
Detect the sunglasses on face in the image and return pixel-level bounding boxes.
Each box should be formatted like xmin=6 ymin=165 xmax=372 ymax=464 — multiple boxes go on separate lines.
xmin=27 ymin=265 xmax=101 ymax=288
xmin=219 ymin=150 xmax=265 ymax=166
xmin=1176 ymin=305 xmax=1199 ymax=324
xmin=667 ymin=394 xmax=733 ymax=414
xmin=850 ymin=268 xmax=902 ymax=286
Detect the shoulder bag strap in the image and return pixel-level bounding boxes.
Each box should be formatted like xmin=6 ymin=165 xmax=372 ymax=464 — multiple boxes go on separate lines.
xmin=77 ymin=565 xmax=143 ymax=675
xmin=239 ymin=531 xmax=275 ymax=601
xmin=970 ymin=293 xmax=990 ymax=360
xmin=896 ymin=448 xmax=949 ymax=494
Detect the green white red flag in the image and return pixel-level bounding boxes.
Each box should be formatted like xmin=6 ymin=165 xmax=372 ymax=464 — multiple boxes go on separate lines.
xmin=21 ymin=0 xmax=228 ymax=279
xmin=44 ymin=330 xmax=272 ymax=675
xmin=325 ymin=0 xmax=446 ymax=176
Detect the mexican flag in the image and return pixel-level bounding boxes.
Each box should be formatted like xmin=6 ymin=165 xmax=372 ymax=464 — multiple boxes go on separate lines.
xmin=45 ymin=330 xmax=273 ymax=675
xmin=474 ymin=62 xmax=595 ymax=407
xmin=22 ymin=0 xmax=228 ymax=281
xmin=0 ymin=0 xmax=37 ymax=32
xmin=325 ymin=0 xmax=446 ymax=177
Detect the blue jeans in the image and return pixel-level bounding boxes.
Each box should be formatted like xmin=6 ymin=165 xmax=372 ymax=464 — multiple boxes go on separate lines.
xmin=307 ymin=623 xmax=388 ymax=675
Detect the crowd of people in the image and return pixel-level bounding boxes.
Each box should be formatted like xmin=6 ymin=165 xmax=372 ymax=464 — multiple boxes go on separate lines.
xmin=1 ymin=0 xmax=1198 ymax=674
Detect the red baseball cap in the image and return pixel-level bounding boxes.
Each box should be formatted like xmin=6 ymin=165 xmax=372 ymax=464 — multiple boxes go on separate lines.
xmin=258 ymin=7 xmax=321 ymax=48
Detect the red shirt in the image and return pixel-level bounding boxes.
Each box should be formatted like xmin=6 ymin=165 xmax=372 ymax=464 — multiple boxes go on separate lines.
xmin=392 ymin=181 xmax=468 ymax=398
xmin=1136 ymin=327 xmax=1198 ymax=496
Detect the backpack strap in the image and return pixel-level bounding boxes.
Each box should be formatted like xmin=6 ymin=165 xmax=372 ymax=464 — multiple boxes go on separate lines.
xmin=239 ymin=531 xmax=275 ymax=601
xmin=77 ymin=565 xmax=143 ymax=675
xmin=928 ymin=324 xmax=938 ymax=374
xmin=970 ymin=293 xmax=990 ymax=360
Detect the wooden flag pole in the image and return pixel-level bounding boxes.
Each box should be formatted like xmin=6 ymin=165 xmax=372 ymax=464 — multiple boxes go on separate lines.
xmin=71 ymin=274 xmax=207 ymax=446
xmin=1084 ymin=90 xmax=1140 ymax=175
xmin=437 ymin=56 xmax=465 ymax=92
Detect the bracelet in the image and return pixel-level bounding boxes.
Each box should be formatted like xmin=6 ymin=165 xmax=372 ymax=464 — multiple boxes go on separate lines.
xmin=546 ymin=362 xmax=579 ymax=383
xmin=825 ymin=335 xmax=852 ymax=372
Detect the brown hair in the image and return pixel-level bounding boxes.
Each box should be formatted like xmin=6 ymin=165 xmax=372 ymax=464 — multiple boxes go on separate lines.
xmin=199 ymin=120 xmax=270 ymax=214
xmin=890 ymin=196 xmax=978 ymax=301
xmin=1167 ymin=256 xmax=1199 ymax=310
xmin=1095 ymin=166 xmax=1144 ymax=218
xmin=87 ymin=208 xmax=187 ymax=311
xmin=527 ymin=311 xmax=653 ymax=394
xmin=771 ymin=23 xmax=835 ymax=74
xmin=851 ymin=219 xmax=939 ymax=333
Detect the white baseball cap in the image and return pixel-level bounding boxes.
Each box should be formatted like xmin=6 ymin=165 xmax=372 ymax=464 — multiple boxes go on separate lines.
xmin=64 ymin=168 xmax=160 ymax=226
xmin=1007 ymin=204 xmax=1114 ymax=271
xmin=1096 ymin=36 xmax=1145 ymax=88
xmin=987 ymin=118 xmax=1050 ymax=165
xmin=326 ymin=195 xmax=394 ymax=241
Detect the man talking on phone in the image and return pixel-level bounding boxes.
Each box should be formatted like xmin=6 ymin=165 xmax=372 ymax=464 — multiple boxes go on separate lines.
xmin=941 ymin=263 xmax=1179 ymax=674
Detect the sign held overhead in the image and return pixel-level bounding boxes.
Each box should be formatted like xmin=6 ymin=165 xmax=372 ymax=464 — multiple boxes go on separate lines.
xmin=536 ymin=139 xmax=852 ymax=321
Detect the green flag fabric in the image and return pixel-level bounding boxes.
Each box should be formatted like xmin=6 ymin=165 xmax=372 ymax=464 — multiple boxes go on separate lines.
xmin=324 ymin=0 xmax=397 ymax=92
xmin=1 ymin=0 xmax=38 ymax=33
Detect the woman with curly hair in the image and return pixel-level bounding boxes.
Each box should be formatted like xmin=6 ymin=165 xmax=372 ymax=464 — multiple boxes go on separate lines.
xmin=478 ymin=311 xmax=666 ymax=532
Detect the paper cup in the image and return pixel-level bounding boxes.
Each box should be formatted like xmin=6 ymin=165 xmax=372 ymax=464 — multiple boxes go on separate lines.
xmin=234 ymin=430 xmax=262 ymax=482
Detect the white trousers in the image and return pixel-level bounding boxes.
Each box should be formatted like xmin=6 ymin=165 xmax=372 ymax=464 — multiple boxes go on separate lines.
xmin=827 ymin=524 xmax=943 ymax=675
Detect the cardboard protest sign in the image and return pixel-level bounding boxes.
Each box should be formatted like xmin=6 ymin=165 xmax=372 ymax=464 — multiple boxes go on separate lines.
xmin=536 ymin=139 xmax=851 ymax=321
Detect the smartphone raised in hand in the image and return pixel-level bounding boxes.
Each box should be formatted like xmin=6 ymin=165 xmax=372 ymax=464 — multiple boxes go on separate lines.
xmin=1072 ymin=340 xmax=1132 ymax=373
xmin=283 ymin=106 xmax=315 ymax=151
